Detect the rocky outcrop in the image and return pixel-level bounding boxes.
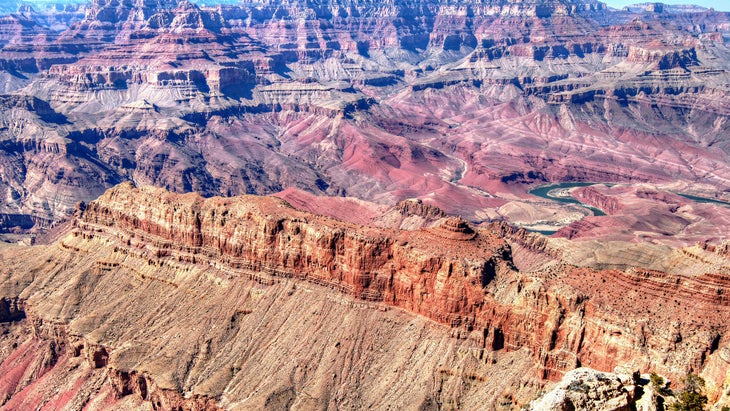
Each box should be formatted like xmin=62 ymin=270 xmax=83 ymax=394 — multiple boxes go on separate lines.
xmin=626 ymin=45 xmax=699 ymax=69
xmin=79 ymin=183 xmax=514 ymax=328
xmin=71 ymin=184 xmax=730 ymax=384
xmin=573 ymin=186 xmax=623 ymax=215
xmin=394 ymin=198 xmax=446 ymax=221
xmin=526 ymin=368 xmax=634 ymax=411
xmin=485 ymin=220 xmax=560 ymax=258
xmin=0 ymin=183 xmax=728 ymax=408
xmin=0 ymin=297 xmax=25 ymax=322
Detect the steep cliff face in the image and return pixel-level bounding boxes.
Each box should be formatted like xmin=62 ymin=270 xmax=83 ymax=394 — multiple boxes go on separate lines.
xmin=1 ymin=2 xmax=730 ymax=408
xmin=0 ymin=183 xmax=728 ymax=409
xmin=80 ymin=183 xmax=515 ymax=328
xmin=0 ymin=0 xmax=729 ymax=234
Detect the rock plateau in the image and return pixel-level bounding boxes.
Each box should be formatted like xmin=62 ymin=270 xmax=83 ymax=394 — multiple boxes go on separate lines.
xmin=0 ymin=183 xmax=728 ymax=409
xmin=1 ymin=0 xmax=730 ymax=409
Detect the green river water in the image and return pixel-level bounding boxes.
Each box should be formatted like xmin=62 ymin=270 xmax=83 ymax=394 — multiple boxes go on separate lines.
xmin=528 ymin=182 xmax=607 ymax=216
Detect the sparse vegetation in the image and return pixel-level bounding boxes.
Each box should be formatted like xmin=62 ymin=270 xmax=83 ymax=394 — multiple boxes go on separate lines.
xmin=650 ymin=372 xmax=666 ymax=393
xmin=567 ymin=380 xmax=590 ymax=393
xmin=647 ymin=372 xmax=709 ymax=411
xmin=668 ymin=374 xmax=708 ymax=411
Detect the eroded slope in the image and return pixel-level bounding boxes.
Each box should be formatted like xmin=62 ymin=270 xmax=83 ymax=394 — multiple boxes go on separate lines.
xmin=0 ymin=183 xmax=728 ymax=409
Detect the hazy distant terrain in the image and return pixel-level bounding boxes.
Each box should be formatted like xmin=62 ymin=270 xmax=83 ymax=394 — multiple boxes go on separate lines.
xmin=0 ymin=0 xmax=729 ymax=243
xmin=0 ymin=1 xmax=729 ymax=410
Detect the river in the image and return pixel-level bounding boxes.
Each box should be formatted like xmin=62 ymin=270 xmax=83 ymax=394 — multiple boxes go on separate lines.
xmin=528 ymin=182 xmax=607 ymax=216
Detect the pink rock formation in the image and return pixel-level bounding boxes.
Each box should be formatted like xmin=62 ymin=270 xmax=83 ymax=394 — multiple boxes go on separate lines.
xmin=556 ymin=184 xmax=730 ymax=246
xmin=0 ymin=0 xmax=728 ymax=241
xmin=0 ymin=183 xmax=728 ymax=408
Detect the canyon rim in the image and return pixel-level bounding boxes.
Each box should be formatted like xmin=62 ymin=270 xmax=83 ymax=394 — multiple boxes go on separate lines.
xmin=0 ymin=0 xmax=730 ymax=409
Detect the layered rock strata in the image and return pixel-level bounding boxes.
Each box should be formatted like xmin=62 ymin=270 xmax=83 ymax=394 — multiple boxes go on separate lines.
xmin=79 ymin=183 xmax=514 ymax=328
xmin=0 ymin=0 xmax=729 ymax=236
xmin=0 ymin=183 xmax=728 ymax=409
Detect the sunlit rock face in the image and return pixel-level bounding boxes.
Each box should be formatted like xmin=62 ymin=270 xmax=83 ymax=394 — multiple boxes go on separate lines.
xmin=1 ymin=1 xmax=730 ymax=409
xmin=0 ymin=183 xmax=728 ymax=409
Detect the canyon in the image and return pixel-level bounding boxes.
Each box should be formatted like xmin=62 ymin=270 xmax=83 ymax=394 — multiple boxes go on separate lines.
xmin=0 ymin=0 xmax=730 ymax=409
xmin=0 ymin=183 xmax=728 ymax=409
xmin=0 ymin=0 xmax=728 ymax=238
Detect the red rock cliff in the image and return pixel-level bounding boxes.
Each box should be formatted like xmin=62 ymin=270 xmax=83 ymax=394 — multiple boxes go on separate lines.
xmin=0 ymin=183 xmax=729 ymax=410
xmin=76 ymin=183 xmax=730 ymax=385
xmin=80 ymin=182 xmax=514 ymax=329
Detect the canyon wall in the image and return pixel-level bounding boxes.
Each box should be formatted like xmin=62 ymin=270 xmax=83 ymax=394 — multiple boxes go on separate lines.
xmin=0 ymin=0 xmax=729 ymax=231
xmin=0 ymin=183 xmax=728 ymax=409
